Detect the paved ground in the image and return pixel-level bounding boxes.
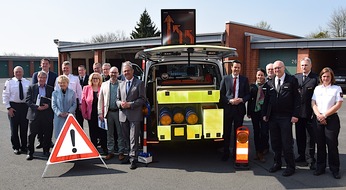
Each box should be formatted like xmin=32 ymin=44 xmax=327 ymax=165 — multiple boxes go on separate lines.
xmin=0 ymin=78 xmax=345 ymax=190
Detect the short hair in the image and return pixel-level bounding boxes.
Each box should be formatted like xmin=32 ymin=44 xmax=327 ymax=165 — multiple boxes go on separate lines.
xmin=78 ymin=65 xmax=86 ymax=69
xmin=62 ymin=61 xmax=71 ymax=67
xmin=256 ymin=68 xmax=266 ymax=75
xmin=93 ymin=62 xmax=101 ymax=67
xmin=122 ymin=61 xmax=133 ymax=70
xmin=41 ymin=58 xmax=51 ymax=64
xmin=231 ymin=60 xmax=241 ymax=67
xmin=37 ymin=71 xmax=47 ymax=78
xmin=300 ymin=57 xmax=312 ymax=64
xmin=319 ymin=67 xmax=335 ymax=85
xmin=102 ymin=63 xmax=111 ymax=68
xmin=13 ymin=66 xmax=23 ymax=72
xmin=57 ymin=75 xmax=70 ymax=84
xmin=88 ymin=72 xmax=103 ymax=86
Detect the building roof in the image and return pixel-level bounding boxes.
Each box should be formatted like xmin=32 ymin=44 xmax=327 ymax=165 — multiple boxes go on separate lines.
xmin=0 ymin=56 xmax=58 ymax=61
xmin=251 ymin=37 xmax=346 ymax=49
xmin=56 ymin=33 xmax=225 ymax=53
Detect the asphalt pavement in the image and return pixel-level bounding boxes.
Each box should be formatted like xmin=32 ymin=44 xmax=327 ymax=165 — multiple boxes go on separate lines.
xmin=0 ymin=78 xmax=345 ymax=190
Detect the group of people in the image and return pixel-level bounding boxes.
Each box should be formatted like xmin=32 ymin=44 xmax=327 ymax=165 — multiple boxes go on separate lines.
xmin=2 ymin=59 xmax=145 ymax=170
xmin=220 ymin=58 xmax=343 ymax=179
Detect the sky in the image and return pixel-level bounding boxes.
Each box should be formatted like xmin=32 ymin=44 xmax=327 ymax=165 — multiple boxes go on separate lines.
xmin=1 ymin=0 xmax=345 ymax=57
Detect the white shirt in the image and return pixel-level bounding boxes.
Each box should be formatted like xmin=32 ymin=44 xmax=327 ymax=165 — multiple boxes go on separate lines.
xmin=232 ymin=74 xmax=239 ymax=98
xmin=312 ymin=84 xmax=343 ymax=114
xmin=275 ymin=73 xmax=286 ymax=89
xmin=2 ymin=77 xmax=30 ymax=108
xmin=55 ymin=74 xmax=82 ymax=103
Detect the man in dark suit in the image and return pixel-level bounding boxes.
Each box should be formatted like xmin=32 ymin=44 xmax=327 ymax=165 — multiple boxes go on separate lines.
xmin=76 ymin=65 xmax=89 ymax=128
xmin=220 ymin=60 xmax=250 ymax=161
xmin=26 ymin=71 xmax=54 ymax=160
xmin=32 ymin=58 xmax=58 ymax=87
xmin=116 ymin=61 xmax=146 ymax=170
xmin=294 ymin=57 xmax=318 ymax=169
xmin=32 ymin=58 xmax=57 ymax=149
xmin=263 ymin=60 xmax=300 ymax=177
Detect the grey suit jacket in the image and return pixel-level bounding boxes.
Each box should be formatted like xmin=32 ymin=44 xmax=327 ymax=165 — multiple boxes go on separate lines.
xmin=116 ymin=78 xmax=146 ymax=122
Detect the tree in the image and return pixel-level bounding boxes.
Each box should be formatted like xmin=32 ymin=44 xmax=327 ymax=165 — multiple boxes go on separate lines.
xmin=306 ymin=27 xmax=331 ymax=38
xmin=90 ymin=31 xmax=129 ymax=43
xmin=130 ymin=9 xmax=160 ymax=39
xmin=328 ymin=7 xmax=346 ymax=37
xmin=255 ymin=21 xmax=272 ymax=30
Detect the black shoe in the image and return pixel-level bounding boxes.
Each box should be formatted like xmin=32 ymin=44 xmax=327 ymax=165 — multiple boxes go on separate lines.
xmin=282 ymin=169 xmax=295 ymax=177
xmin=309 ymin=161 xmax=316 ymax=170
xmin=295 ymin=156 xmax=306 ymax=162
xmin=130 ymin=161 xmax=137 ymax=170
xmin=13 ymin=149 xmax=20 ymax=155
xmin=36 ymin=143 xmax=43 ymax=149
xmin=50 ymin=142 xmax=54 ymax=148
xmin=20 ymin=149 xmax=28 ymax=154
xmin=26 ymin=154 xmax=33 ymax=161
xmin=313 ymin=169 xmax=325 ymax=176
xmin=221 ymin=154 xmax=229 ymax=161
xmin=269 ymin=164 xmax=282 ymax=173
xmin=332 ymin=172 xmax=341 ymax=179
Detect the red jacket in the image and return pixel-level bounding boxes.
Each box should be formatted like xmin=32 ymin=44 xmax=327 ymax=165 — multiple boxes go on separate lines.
xmin=81 ymin=85 xmax=100 ymax=120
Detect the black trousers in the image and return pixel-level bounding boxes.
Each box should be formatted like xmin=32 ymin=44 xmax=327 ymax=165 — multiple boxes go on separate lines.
xmin=314 ymin=114 xmax=340 ymax=172
xmin=9 ymin=102 xmax=28 ymax=151
xmin=295 ymin=117 xmax=315 ymax=158
xmin=75 ymin=104 xmax=84 ymax=129
xmin=223 ymin=106 xmax=244 ymax=156
xmin=27 ymin=112 xmax=53 ymax=155
xmin=269 ymin=115 xmax=295 ymax=170
xmin=250 ymin=111 xmax=269 ymax=152
xmin=88 ymin=109 xmax=107 ymax=151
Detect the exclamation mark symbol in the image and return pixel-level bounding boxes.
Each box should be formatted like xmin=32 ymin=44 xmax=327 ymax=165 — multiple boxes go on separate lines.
xmin=70 ymin=129 xmax=77 ymax=153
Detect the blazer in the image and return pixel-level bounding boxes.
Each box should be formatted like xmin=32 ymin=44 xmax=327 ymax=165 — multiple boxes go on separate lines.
xmin=116 ymin=78 xmax=146 ymax=122
xmin=294 ymin=72 xmax=319 ymax=118
xmin=220 ymin=74 xmax=250 ymax=116
xmin=32 ymin=71 xmax=58 ymax=87
xmin=26 ymin=84 xmax=54 ymax=121
xmin=262 ymin=73 xmax=300 ymax=118
xmin=79 ymin=74 xmax=89 ymax=88
xmin=52 ymin=88 xmax=77 ymax=117
xmin=98 ymin=80 xmax=119 ymax=118
xmin=81 ymin=85 xmax=100 ymax=120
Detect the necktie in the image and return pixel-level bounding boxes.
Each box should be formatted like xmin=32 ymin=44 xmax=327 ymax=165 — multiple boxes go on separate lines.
xmin=80 ymin=77 xmax=83 ymax=86
xmin=126 ymin=81 xmax=131 ymax=94
xmin=277 ymin=79 xmax=281 ymax=91
xmin=303 ymin=75 xmax=306 ymax=82
xmin=19 ymin=79 xmax=24 ymax=100
xmin=233 ymin=76 xmax=237 ymax=98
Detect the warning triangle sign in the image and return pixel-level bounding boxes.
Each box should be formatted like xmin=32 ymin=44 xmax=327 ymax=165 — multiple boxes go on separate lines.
xmin=48 ymin=114 xmax=100 ymax=164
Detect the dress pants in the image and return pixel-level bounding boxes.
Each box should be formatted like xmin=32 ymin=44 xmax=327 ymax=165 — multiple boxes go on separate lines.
xmin=27 ymin=112 xmax=53 ymax=155
xmin=223 ymin=105 xmax=244 ymax=156
xmin=269 ymin=115 xmax=295 ymax=170
xmin=106 ymin=111 xmax=125 ymax=154
xmin=314 ymin=114 xmax=340 ymax=172
xmin=75 ymin=104 xmax=84 ymax=129
xmin=121 ymin=120 xmax=140 ymax=162
xmin=251 ymin=110 xmax=269 ymax=152
xmin=9 ymin=102 xmax=28 ymax=151
xmin=88 ymin=109 xmax=107 ymax=151
xmin=295 ymin=118 xmax=315 ymax=158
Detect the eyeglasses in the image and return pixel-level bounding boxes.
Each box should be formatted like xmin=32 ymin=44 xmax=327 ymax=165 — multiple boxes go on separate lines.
xmin=274 ymin=67 xmax=282 ymax=70
xmin=92 ymin=78 xmax=99 ymax=80
xmin=110 ymin=72 xmax=119 ymax=74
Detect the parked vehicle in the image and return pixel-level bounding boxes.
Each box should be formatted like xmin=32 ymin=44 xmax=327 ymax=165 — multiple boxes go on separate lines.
xmin=136 ymin=45 xmax=238 ymax=142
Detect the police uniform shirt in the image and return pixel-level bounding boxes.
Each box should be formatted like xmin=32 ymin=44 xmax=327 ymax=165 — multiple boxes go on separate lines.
xmin=2 ymin=77 xmax=30 ymax=108
xmin=312 ymin=84 xmax=343 ymax=114
xmin=55 ymin=74 xmax=82 ymax=103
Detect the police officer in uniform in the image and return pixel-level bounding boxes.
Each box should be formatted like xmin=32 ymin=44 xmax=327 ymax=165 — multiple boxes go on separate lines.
xmin=312 ymin=67 xmax=343 ymax=179
xmin=2 ymin=66 xmax=30 ymax=154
